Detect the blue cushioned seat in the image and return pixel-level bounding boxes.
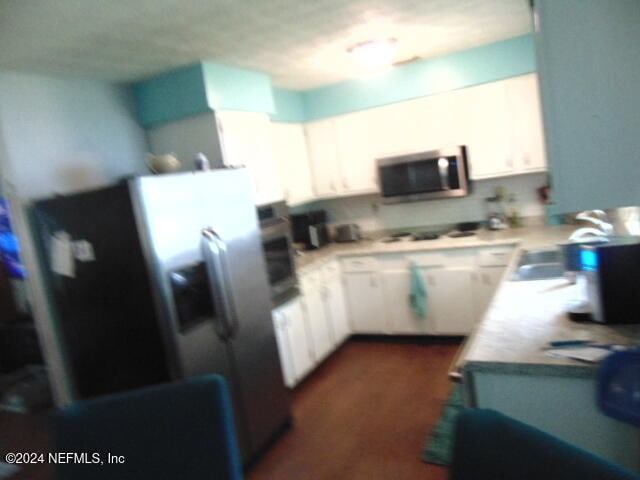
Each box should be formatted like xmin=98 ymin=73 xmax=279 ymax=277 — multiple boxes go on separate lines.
xmin=54 ymin=374 xmax=243 ymax=480
xmin=450 ymin=409 xmax=640 ymax=480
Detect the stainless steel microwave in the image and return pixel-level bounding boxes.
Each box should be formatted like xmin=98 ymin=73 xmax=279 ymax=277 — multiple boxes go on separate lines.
xmin=377 ymin=146 xmax=470 ymax=204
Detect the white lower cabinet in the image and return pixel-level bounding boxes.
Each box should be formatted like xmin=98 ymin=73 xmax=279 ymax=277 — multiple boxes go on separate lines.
xmin=422 ymin=267 xmax=476 ymax=335
xmin=272 ymin=246 xmax=514 ymax=385
xmin=300 ymin=279 xmax=334 ymax=363
xmin=343 ymin=246 xmax=515 ymax=336
xmin=472 ymin=266 xmax=507 ymax=318
xmin=272 ymin=311 xmax=295 ymax=387
xmin=343 ymin=272 xmax=387 ymax=333
xmin=271 ymin=262 xmax=351 ymax=387
xmin=271 ymin=122 xmax=315 ymax=206
xmin=272 ymin=298 xmax=314 ymax=387
xmin=323 ymin=266 xmax=350 ymax=345
xmin=381 ymin=270 xmax=429 ymax=334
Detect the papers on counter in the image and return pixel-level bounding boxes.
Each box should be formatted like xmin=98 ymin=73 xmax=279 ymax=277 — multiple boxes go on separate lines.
xmin=545 ymin=346 xmax=613 ymax=363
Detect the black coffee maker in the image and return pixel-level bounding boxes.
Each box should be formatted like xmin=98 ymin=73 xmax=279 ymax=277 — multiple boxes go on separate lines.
xmin=581 ymin=239 xmax=640 ymax=324
xmin=290 ymin=210 xmax=329 ymax=249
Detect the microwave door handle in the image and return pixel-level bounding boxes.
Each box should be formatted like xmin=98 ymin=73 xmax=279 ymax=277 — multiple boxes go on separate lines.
xmin=201 ymin=228 xmax=239 ymax=340
xmin=438 ymin=157 xmax=450 ymax=190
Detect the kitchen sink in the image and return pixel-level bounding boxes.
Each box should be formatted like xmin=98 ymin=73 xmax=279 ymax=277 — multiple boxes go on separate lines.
xmin=512 ymin=248 xmax=565 ymax=281
xmin=517 ymin=248 xmax=562 ymax=265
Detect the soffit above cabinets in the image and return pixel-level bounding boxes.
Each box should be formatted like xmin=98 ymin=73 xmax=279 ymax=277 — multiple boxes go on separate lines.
xmin=0 ymin=0 xmax=532 ymax=90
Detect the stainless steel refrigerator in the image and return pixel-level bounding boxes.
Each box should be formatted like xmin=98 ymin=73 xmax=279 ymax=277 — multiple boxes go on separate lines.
xmin=31 ymin=168 xmax=291 ymax=463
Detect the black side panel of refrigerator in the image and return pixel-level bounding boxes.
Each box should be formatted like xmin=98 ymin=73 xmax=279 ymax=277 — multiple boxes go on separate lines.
xmin=31 ymin=184 xmax=170 ymax=400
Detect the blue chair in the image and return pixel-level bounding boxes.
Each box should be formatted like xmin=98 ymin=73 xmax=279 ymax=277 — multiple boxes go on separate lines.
xmin=450 ymin=409 xmax=640 ymax=480
xmin=54 ymin=374 xmax=243 ymax=480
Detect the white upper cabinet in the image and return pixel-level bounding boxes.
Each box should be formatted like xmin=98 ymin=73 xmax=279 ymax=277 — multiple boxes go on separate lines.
xmin=215 ymin=110 xmax=283 ymax=206
xmin=273 ymin=74 xmax=547 ymax=205
xmin=367 ymin=100 xmax=421 ymax=157
xmin=304 ymin=119 xmax=340 ymax=197
xmin=271 ymin=122 xmax=314 ymax=206
xmin=368 ymin=91 xmax=468 ymax=164
xmin=407 ymin=89 xmax=469 ymax=153
xmin=305 ymin=115 xmax=377 ymax=198
xmin=464 ymin=80 xmax=515 ymax=179
xmin=505 ymin=74 xmax=547 ymax=173
xmin=333 ymin=112 xmax=378 ymax=194
xmin=464 ymin=74 xmax=547 ymax=180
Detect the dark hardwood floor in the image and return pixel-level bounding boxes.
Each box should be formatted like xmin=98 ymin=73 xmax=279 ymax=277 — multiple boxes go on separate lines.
xmin=247 ymin=338 xmax=460 ymax=480
xmin=0 ymin=408 xmax=54 ymax=480
xmin=0 ymin=338 xmax=459 ymax=480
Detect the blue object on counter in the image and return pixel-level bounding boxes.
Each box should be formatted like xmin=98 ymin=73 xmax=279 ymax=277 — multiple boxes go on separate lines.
xmin=547 ymin=340 xmax=595 ymax=348
xmin=598 ymin=349 xmax=640 ymax=427
xmin=410 ymin=261 xmax=427 ymax=319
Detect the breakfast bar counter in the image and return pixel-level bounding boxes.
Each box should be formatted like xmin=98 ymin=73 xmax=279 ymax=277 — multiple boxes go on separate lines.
xmin=453 ymin=234 xmax=640 ymax=471
xmin=459 ymin=276 xmax=640 ymax=378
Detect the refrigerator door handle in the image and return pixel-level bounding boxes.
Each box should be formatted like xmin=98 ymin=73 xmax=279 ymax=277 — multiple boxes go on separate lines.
xmin=201 ymin=227 xmax=239 ymax=339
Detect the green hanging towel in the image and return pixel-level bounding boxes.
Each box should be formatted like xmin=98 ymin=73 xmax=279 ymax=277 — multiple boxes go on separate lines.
xmin=410 ymin=261 xmax=427 ymax=318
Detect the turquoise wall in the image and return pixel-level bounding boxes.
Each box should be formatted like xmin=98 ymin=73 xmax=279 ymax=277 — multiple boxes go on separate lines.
xmin=301 ymin=35 xmax=536 ymax=121
xmin=133 ymin=64 xmax=210 ymax=128
xmin=271 ymin=88 xmax=306 ymax=123
xmin=202 ymin=62 xmax=274 ymax=114
xmin=135 ymin=35 xmax=536 ymax=126
xmin=134 ymin=62 xmax=275 ymax=127
xmin=534 ymin=0 xmax=640 ymax=214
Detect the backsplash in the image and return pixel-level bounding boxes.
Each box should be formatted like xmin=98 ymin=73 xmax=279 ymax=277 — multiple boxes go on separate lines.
xmin=296 ymin=172 xmax=548 ymax=233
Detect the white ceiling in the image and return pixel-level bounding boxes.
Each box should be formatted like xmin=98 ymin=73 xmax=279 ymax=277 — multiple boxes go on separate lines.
xmin=0 ymin=0 xmax=533 ymax=90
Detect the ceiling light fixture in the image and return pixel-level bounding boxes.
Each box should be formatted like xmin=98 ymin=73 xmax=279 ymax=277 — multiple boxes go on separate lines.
xmin=347 ymin=38 xmax=398 ymax=68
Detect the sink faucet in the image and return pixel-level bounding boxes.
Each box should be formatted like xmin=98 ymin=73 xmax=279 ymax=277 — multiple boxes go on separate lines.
xmin=569 ymin=210 xmax=615 ymax=241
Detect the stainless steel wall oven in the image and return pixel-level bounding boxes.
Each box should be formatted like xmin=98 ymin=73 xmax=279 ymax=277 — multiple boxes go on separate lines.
xmin=257 ymin=202 xmax=299 ymax=307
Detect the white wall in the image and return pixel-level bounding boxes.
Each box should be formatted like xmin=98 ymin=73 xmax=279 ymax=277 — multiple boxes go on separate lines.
xmin=314 ymin=172 xmax=548 ymax=232
xmin=0 ymin=71 xmax=150 ymax=404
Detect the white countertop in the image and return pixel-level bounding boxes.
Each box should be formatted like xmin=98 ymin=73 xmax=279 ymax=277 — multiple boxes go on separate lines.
xmin=459 ymin=277 xmax=640 ymax=377
xmin=295 ymin=224 xmax=577 ymax=272
xmin=456 ymin=229 xmax=640 ymax=378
